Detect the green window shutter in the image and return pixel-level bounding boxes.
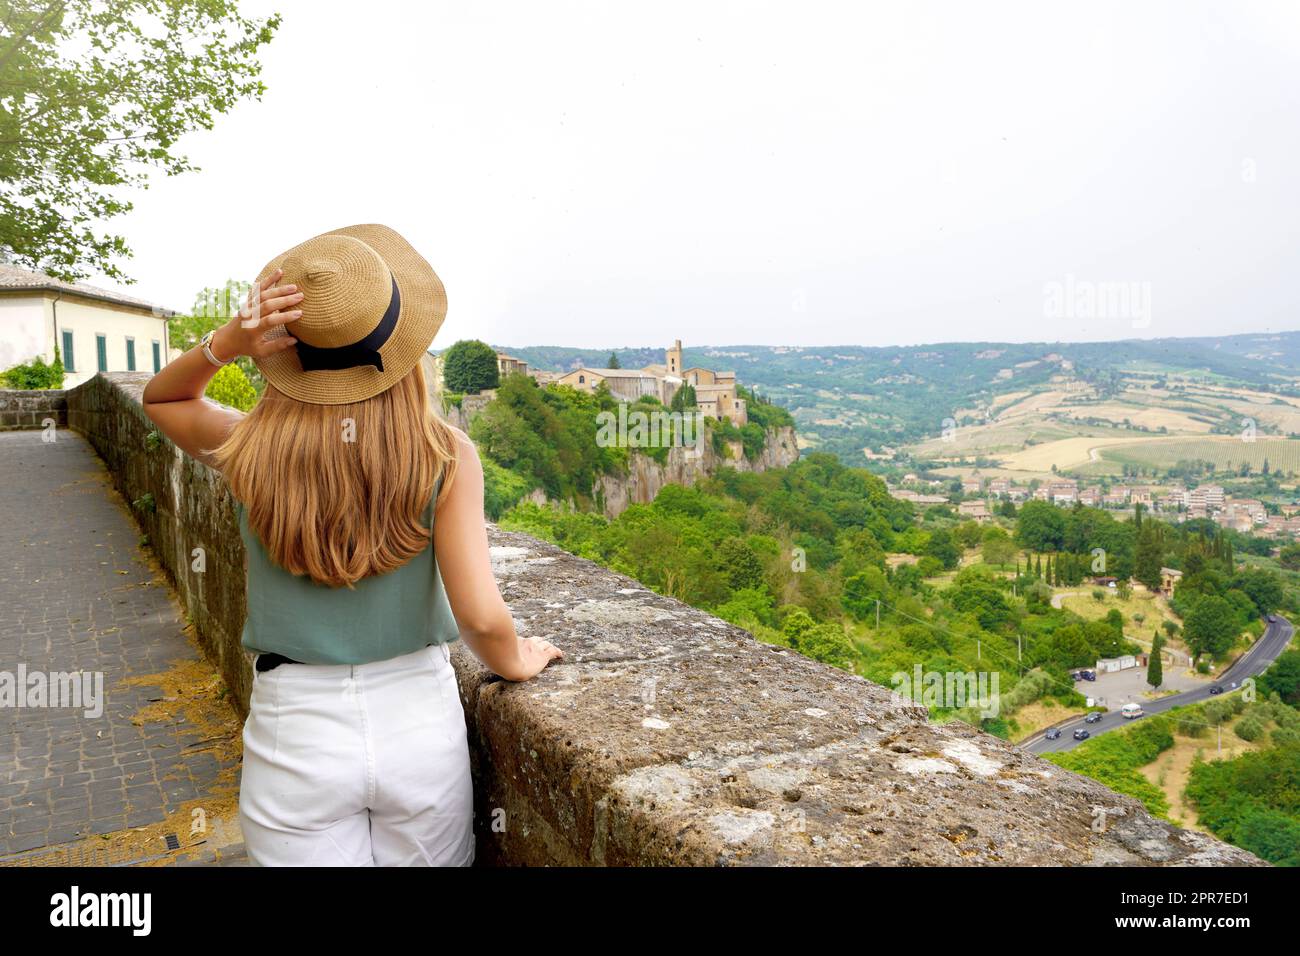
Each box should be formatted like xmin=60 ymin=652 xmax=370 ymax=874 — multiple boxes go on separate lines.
xmin=61 ymin=330 xmax=75 ymax=372
xmin=126 ymin=338 xmax=136 ymax=371
xmin=96 ymin=334 xmax=107 ymax=373
xmin=152 ymin=340 xmax=161 ymax=373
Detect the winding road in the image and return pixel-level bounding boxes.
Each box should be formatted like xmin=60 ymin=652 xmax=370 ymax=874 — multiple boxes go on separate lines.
xmin=1024 ymin=614 xmax=1295 ymax=755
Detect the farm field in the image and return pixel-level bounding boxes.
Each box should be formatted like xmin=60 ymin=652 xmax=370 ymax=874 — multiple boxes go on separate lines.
xmin=994 ymin=435 xmax=1152 ymax=473
xmin=910 ymin=421 xmax=1110 ymax=459
xmin=1096 ymin=436 xmax=1300 ymax=475
xmin=898 ymin=359 xmax=1300 ymax=484
xmin=1046 ymin=401 xmax=1215 ymax=433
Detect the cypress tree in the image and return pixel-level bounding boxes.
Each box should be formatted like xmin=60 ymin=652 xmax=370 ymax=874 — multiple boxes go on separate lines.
xmin=1147 ymin=633 xmax=1164 ymax=690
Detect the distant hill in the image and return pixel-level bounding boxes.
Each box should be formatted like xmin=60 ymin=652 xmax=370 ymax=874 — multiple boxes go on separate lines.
xmin=477 ymin=332 xmax=1300 ymax=466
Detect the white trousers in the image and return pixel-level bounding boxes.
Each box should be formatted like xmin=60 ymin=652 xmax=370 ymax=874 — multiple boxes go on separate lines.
xmin=238 ymin=642 xmax=475 ymax=866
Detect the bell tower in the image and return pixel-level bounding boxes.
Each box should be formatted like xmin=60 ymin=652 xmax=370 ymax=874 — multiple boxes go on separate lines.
xmin=666 ymin=338 xmax=682 ymax=376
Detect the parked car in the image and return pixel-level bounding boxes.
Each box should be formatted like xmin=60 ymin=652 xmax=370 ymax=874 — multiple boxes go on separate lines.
xmin=1070 ymin=671 xmax=1083 ymax=681
xmin=1080 ymin=670 xmax=1096 ymax=681
xmin=1085 ymin=711 xmax=1103 ymax=724
xmin=1045 ymin=728 xmax=1062 ymax=740
xmin=1209 ymin=685 xmax=1224 ymax=695
xmin=1073 ymin=729 xmax=1091 ymax=741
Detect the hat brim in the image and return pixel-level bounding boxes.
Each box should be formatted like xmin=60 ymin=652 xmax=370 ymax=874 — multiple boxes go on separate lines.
xmin=252 ymin=224 xmax=445 ymax=405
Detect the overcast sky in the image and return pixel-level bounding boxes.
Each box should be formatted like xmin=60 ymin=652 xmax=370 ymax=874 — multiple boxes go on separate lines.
xmin=98 ymin=0 xmax=1300 ymax=349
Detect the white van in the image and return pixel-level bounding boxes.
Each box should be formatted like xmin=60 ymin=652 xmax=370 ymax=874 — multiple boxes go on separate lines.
xmin=1121 ymin=702 xmax=1144 ymax=719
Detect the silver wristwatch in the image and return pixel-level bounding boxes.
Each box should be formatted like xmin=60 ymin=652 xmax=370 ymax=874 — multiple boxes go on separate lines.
xmin=199 ymin=329 xmax=232 ymax=368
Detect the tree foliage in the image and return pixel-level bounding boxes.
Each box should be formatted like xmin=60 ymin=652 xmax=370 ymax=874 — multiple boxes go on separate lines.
xmin=205 ymin=362 xmax=256 ymax=412
xmin=0 ymin=0 xmax=279 ymax=279
xmin=1 ymin=345 xmax=63 ymax=388
xmin=442 ymin=340 xmax=500 ymax=393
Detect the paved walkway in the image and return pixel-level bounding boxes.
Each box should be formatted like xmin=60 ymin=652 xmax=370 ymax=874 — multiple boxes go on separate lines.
xmin=0 ymin=429 xmax=245 ymax=865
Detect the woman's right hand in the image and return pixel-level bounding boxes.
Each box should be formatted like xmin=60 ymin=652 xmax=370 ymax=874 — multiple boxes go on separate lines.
xmin=210 ymin=269 xmax=304 ymax=362
xmin=504 ymin=637 xmax=563 ymax=681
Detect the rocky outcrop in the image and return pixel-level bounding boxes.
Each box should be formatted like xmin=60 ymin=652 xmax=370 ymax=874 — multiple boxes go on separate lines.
xmin=46 ymin=374 xmax=1263 ymax=866
xmin=434 ymin=391 xmax=494 ymax=433
xmin=594 ymin=425 xmax=798 ymax=518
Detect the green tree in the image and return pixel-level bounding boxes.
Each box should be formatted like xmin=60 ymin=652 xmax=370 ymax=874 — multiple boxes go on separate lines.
xmin=1182 ymin=594 xmax=1239 ymax=662
xmin=1146 ymin=634 xmax=1163 ymax=690
xmin=717 ymin=538 xmax=766 ymax=593
xmin=980 ymin=525 xmax=1016 ymax=567
xmin=797 ymin=622 xmax=857 ymax=671
xmin=1230 ymin=567 xmax=1284 ymax=617
xmin=443 ymin=339 xmax=501 ymax=393
xmin=1015 ymin=500 xmax=1066 ymax=552
xmin=924 ymin=528 xmax=960 ymax=570
xmin=1134 ymin=523 xmax=1163 ymax=590
xmin=607 ymin=352 xmax=621 ymax=369
xmin=0 ymin=0 xmax=279 ymax=279
xmin=205 ymin=362 xmax=257 ymax=412
xmin=1258 ymin=649 xmax=1300 ymax=706
xmin=481 ymin=457 xmax=534 ymax=521
xmin=842 ymin=568 xmax=888 ymax=622
xmin=669 ymin=382 xmax=697 ymax=412
xmin=170 ymin=280 xmax=264 ymax=392
xmin=1278 ymin=542 xmax=1300 ymax=572
xmin=713 ymin=587 xmax=775 ymax=629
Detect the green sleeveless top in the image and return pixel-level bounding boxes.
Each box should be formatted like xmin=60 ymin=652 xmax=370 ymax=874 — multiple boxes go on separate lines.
xmin=236 ymin=482 xmax=460 ymax=664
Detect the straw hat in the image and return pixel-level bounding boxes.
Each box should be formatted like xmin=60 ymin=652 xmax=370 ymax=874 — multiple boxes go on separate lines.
xmin=251 ymin=224 xmax=446 ymax=405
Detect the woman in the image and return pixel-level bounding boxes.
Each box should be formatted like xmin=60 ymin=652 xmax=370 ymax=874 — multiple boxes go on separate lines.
xmin=142 ymin=224 xmax=561 ymax=866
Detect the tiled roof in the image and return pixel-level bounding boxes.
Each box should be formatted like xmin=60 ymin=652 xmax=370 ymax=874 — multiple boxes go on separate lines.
xmin=566 ymin=367 xmax=659 ymax=378
xmin=0 ymin=263 xmax=175 ymax=316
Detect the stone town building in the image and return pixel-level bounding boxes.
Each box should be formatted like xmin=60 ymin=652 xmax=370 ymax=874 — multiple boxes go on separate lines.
xmin=557 ymin=339 xmax=748 ymax=425
xmin=1159 ymin=567 xmax=1183 ymax=597
xmin=497 ymin=353 xmax=529 ymax=377
xmin=1187 ymin=485 xmax=1225 ymax=512
xmin=1047 ymin=479 xmax=1078 ymax=504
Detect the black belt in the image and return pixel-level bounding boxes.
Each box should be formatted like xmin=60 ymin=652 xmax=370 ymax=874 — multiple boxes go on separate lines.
xmin=255 ymin=652 xmax=301 ymax=672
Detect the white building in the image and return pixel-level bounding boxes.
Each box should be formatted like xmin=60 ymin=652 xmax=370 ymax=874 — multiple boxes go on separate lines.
xmin=0 ymin=264 xmax=175 ymax=389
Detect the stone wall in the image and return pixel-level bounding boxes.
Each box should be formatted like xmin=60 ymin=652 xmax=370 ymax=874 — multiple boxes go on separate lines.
xmin=20 ymin=373 xmax=1262 ymax=865
xmin=0 ymin=388 xmax=67 ymax=430
xmin=61 ymin=373 xmax=255 ymax=711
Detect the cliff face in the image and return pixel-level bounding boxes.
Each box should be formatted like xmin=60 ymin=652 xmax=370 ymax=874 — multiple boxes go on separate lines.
xmin=595 ymin=424 xmax=798 ymax=518
xmin=435 ymin=391 xmax=492 ymax=432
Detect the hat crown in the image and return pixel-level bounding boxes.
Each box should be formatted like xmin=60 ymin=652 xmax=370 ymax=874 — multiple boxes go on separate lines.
xmin=277 ymin=235 xmax=391 ymax=349
xmin=252 ymin=223 xmax=445 ymax=405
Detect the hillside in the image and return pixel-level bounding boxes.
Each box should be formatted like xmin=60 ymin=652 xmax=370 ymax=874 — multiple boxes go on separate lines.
xmin=492 ymin=331 xmax=1300 ymax=476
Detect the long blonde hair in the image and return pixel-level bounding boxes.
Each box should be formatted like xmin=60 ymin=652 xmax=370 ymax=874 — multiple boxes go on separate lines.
xmin=214 ymin=362 xmax=459 ymax=588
